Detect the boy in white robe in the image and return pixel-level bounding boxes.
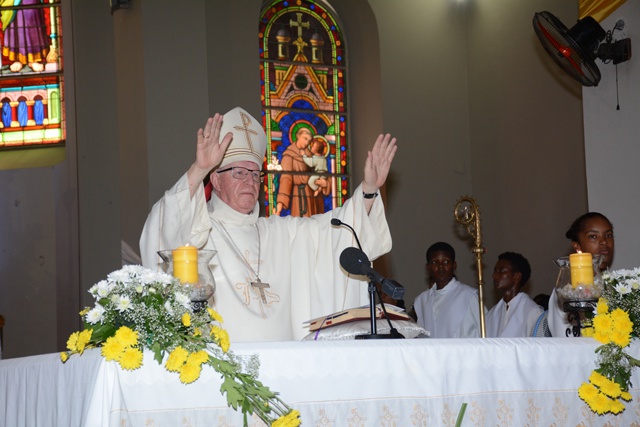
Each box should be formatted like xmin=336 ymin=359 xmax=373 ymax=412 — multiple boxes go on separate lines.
xmin=486 ymin=252 xmax=544 ymax=338
xmin=414 ymin=242 xmax=484 ymax=338
xmin=140 ymin=107 xmax=398 ymax=341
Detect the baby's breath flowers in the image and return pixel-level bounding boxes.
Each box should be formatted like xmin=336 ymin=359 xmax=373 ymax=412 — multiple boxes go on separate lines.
xmin=579 ymin=268 xmax=640 ymax=415
xmin=60 ymin=265 xmax=299 ymax=426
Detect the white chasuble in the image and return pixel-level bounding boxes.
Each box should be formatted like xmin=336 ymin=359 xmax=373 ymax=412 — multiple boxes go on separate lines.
xmin=140 ymin=173 xmax=392 ymax=341
xmin=414 ymin=278 xmax=483 ymax=338
xmin=485 ymin=292 xmax=544 ymax=338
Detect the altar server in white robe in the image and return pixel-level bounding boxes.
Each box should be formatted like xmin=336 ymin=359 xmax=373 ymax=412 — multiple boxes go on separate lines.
xmin=140 ymin=107 xmax=397 ymax=341
xmin=414 ymin=242 xmax=484 ymax=338
xmin=548 ymin=212 xmax=614 ymax=337
xmin=486 ymin=252 xmax=543 ymax=338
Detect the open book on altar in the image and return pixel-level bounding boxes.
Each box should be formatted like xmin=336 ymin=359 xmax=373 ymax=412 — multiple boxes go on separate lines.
xmin=305 ymin=304 xmax=412 ymax=331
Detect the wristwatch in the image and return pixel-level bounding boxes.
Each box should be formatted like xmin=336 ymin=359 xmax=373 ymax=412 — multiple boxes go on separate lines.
xmin=362 ymin=191 xmax=379 ymax=199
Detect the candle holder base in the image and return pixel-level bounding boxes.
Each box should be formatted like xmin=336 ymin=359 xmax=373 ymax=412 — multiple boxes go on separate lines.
xmin=191 ymin=300 xmax=209 ymax=313
xmin=187 ymin=283 xmax=214 ymax=313
xmin=563 ymin=299 xmax=597 ymax=337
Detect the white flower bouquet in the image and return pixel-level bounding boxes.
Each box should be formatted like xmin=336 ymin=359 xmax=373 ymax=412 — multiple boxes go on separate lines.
xmin=60 ymin=265 xmax=300 ymax=426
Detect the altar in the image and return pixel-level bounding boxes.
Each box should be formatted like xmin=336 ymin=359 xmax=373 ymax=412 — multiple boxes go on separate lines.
xmin=1 ymin=338 xmax=639 ymax=426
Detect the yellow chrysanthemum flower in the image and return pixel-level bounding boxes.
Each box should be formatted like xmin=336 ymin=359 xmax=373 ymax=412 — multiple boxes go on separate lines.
xmin=119 ymin=347 xmax=144 ymax=370
xmin=79 ymin=307 xmax=90 ymax=316
xmin=114 ymin=326 xmax=138 ymax=348
xmin=578 ymin=382 xmax=598 ymax=402
xmin=592 ymin=329 xmax=611 ymax=345
xmin=609 ymin=398 xmax=625 ymax=414
xmin=590 ymin=391 xmax=612 ymax=415
xmin=621 ymin=391 xmax=632 ymax=401
xmin=187 ymin=350 xmax=209 ymax=366
xmin=211 ymin=325 xmax=230 ymax=353
xmin=285 ymin=410 xmax=301 ymax=426
xmin=179 ymin=361 xmax=202 ymax=384
xmin=60 ymin=352 xmax=69 ymax=363
xmin=272 ymin=410 xmax=301 ymax=427
xmin=610 ymin=329 xmax=631 ymax=348
xmin=66 ymin=331 xmax=80 ymax=352
xmin=593 ymin=314 xmax=613 ymax=333
xmin=165 ymin=346 xmax=189 ymax=372
xmin=595 ymin=298 xmax=609 ymax=315
xmin=182 ymin=313 xmax=191 ymax=327
xmin=101 ymin=336 xmax=125 ymax=361
xmin=610 ymin=309 xmax=634 ymax=336
xmin=76 ymin=329 xmax=93 ymax=354
xmin=207 ymin=307 xmax=224 ymax=323
xmin=598 ymin=377 xmax=622 ymax=399
xmin=581 ymin=327 xmax=594 ymax=337
xmin=588 ymin=371 xmax=609 ymax=388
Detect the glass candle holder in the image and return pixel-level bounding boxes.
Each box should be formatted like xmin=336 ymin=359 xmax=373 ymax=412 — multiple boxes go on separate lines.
xmin=158 ymin=248 xmax=217 ymax=312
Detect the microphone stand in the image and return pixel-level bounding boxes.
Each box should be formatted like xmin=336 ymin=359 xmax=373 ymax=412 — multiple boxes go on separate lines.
xmin=356 ymin=279 xmax=399 ymax=340
xmin=332 ymin=220 xmax=403 ymax=339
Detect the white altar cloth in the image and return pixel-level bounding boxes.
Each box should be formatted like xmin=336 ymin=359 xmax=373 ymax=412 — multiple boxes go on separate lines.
xmin=1 ymin=338 xmax=639 ymax=426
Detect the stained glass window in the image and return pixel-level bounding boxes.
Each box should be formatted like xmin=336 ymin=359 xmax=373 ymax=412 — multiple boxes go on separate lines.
xmin=259 ymin=0 xmax=348 ymax=217
xmin=0 ymin=1 xmax=64 ymax=150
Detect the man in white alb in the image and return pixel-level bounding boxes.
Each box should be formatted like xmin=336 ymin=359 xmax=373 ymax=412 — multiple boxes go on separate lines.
xmin=413 ymin=242 xmax=484 ymax=338
xmin=486 ymin=252 xmax=544 ymax=337
xmin=140 ymin=107 xmax=397 ymax=341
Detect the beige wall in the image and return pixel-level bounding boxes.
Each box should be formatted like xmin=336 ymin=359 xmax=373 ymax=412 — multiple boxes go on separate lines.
xmin=369 ymin=0 xmax=586 ymax=307
xmin=1 ymin=0 xmax=607 ymax=357
xmin=466 ymin=0 xmax=587 ymax=306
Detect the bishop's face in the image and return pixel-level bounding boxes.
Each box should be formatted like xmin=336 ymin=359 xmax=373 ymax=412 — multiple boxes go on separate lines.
xmin=211 ymin=160 xmax=261 ymax=214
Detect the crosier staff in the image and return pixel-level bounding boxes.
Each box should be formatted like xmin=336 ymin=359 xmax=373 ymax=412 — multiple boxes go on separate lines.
xmin=454 ymin=196 xmax=487 ymax=338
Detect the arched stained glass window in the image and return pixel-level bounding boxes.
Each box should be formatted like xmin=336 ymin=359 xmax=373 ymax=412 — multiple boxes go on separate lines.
xmin=0 ymin=1 xmax=64 ymax=151
xmin=259 ymin=0 xmax=348 ymax=218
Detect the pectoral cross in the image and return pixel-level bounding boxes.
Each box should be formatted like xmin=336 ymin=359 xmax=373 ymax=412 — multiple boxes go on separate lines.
xmin=251 ymin=278 xmax=270 ymax=304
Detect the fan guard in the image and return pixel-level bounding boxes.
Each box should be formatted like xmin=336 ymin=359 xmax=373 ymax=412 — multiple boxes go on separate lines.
xmin=533 ymin=11 xmax=605 ymax=86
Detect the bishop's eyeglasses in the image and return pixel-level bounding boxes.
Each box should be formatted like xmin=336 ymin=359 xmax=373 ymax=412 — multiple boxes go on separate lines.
xmin=216 ymin=166 xmax=265 ymax=183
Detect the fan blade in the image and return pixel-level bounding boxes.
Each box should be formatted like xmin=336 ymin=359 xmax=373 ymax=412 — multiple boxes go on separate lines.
xmin=536 ymin=21 xmax=586 ymax=78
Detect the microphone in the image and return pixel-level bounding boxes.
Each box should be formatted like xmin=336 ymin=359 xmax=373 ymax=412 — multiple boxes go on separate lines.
xmin=339 ymin=247 xmax=405 ymax=300
xmin=330 ymin=218 xmax=363 ymax=250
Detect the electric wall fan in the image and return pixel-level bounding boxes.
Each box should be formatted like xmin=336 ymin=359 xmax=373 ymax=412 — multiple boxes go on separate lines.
xmin=533 ymin=11 xmax=631 ymax=87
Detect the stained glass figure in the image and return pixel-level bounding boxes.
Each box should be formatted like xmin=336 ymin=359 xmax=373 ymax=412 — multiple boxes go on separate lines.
xmin=0 ymin=1 xmax=64 ymax=149
xmin=260 ymin=0 xmax=348 ymax=217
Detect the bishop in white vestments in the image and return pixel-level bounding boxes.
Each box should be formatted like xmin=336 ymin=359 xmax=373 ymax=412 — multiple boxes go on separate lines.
xmin=140 ymin=107 xmax=397 ymax=341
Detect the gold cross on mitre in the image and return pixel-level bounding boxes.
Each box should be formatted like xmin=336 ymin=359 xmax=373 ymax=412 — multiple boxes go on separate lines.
xmin=218 ymin=107 xmax=267 ymax=169
xmin=234 ymin=111 xmax=259 ymax=152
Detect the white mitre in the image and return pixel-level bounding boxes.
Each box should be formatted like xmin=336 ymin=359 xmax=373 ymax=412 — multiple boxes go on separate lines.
xmin=219 ymin=107 xmax=267 ymax=169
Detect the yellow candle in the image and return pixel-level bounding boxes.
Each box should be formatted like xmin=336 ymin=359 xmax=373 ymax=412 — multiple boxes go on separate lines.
xmin=172 ymin=245 xmax=198 ymax=284
xmin=569 ymin=252 xmax=594 ymax=288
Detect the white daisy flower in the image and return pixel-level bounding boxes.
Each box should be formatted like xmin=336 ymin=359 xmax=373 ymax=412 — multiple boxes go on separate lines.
xmin=116 ymin=295 xmax=132 ymax=312
xmin=174 ymin=292 xmax=191 ymax=310
xmin=107 ymin=269 xmax=130 ymax=283
xmin=96 ymin=280 xmax=112 ymax=298
xmin=627 ymin=279 xmax=640 ymax=290
xmin=86 ymin=304 xmax=105 ymax=324
xmin=164 ymin=301 xmax=174 ymax=315
xmin=615 ymin=282 xmax=633 ymax=295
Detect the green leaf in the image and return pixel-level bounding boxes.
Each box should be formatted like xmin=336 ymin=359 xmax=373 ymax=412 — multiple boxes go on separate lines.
xmin=220 ymin=378 xmax=243 ymax=410
xmin=152 ymin=344 xmax=164 ymax=365
xmin=89 ymin=323 xmax=117 ymax=342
